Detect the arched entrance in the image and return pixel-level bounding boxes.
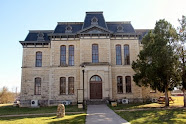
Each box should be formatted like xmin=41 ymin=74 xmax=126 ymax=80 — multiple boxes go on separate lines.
xmin=90 ymin=75 xmax=102 ymax=99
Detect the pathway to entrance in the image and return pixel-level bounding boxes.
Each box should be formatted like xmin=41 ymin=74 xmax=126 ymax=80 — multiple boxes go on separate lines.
xmin=86 ymin=104 xmax=130 ymax=124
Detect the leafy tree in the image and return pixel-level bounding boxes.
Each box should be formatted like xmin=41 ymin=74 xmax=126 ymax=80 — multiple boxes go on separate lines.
xmin=177 ymin=15 xmax=186 ymax=107
xmin=132 ymin=19 xmax=180 ymax=106
xmin=0 ymin=87 xmax=15 ymax=104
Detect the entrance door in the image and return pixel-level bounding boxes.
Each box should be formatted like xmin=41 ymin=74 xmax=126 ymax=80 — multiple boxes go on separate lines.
xmin=90 ymin=75 xmax=102 ymax=99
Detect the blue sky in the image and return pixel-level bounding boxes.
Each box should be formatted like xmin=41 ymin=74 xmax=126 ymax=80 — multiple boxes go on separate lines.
xmin=0 ymin=0 xmax=185 ymax=92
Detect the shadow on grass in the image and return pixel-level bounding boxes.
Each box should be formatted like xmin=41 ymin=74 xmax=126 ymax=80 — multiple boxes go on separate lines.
xmin=116 ymin=109 xmax=186 ymax=124
xmin=0 ymin=105 xmax=84 ymax=116
xmin=0 ymin=114 xmax=86 ymax=124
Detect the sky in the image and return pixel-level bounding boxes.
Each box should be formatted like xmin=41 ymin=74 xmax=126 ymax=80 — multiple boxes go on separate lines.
xmin=0 ymin=0 xmax=185 ymax=92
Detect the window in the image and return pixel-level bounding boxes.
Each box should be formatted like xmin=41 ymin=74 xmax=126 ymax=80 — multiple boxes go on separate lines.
xmin=68 ymin=77 xmax=74 ymax=95
xmin=92 ymin=44 xmax=99 ymax=63
xmin=90 ymin=75 xmax=102 ymax=81
xmin=117 ymin=76 xmax=123 ymax=93
xmin=60 ymin=77 xmax=66 ymax=95
xmin=124 ymin=45 xmax=130 ymax=65
xmin=35 ymin=77 xmax=41 ymax=95
xmin=60 ymin=45 xmax=66 ymax=65
xmin=36 ymin=52 xmax=42 ymax=67
xmin=69 ymin=45 xmax=74 ymax=66
xmin=126 ymin=76 xmax=131 ymax=93
xmin=116 ymin=45 xmax=122 ymax=65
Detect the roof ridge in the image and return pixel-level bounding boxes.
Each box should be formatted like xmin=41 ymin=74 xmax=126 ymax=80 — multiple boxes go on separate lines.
xmin=57 ymin=22 xmax=83 ymax=25
xmin=106 ymin=21 xmax=131 ymax=24
xmin=29 ymin=30 xmax=53 ymax=33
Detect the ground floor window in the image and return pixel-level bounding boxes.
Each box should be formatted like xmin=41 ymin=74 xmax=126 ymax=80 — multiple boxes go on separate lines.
xmin=117 ymin=76 xmax=123 ymax=93
xmin=126 ymin=76 xmax=131 ymax=93
xmin=68 ymin=77 xmax=74 ymax=95
xmin=60 ymin=77 xmax=66 ymax=94
xmin=35 ymin=77 xmax=41 ymax=95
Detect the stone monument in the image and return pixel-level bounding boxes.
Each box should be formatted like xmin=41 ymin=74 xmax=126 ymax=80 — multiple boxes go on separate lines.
xmin=57 ymin=104 xmax=65 ymax=118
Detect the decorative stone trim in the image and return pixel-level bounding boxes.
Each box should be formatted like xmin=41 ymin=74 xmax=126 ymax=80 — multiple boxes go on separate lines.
xmin=117 ymin=25 xmax=124 ymax=32
xmin=91 ymin=17 xmax=98 ymax=25
xmin=65 ymin=25 xmax=72 ymax=33
xmin=37 ymin=32 xmax=45 ymax=41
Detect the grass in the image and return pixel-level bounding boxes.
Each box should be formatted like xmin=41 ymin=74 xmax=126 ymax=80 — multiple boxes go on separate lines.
xmin=0 ymin=104 xmax=85 ymax=116
xmin=116 ymin=109 xmax=186 ymax=124
xmin=109 ymin=96 xmax=184 ymax=110
xmin=108 ymin=96 xmax=185 ymax=124
xmin=0 ymin=114 xmax=86 ymax=124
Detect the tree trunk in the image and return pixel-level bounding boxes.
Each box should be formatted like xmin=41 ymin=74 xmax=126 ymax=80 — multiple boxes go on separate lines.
xmin=183 ymin=89 xmax=186 ymax=107
xmin=165 ymin=86 xmax=169 ymax=107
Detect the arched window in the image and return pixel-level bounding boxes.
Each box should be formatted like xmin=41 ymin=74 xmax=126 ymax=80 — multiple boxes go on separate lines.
xmin=60 ymin=77 xmax=66 ymax=95
xmin=90 ymin=75 xmax=102 ymax=81
xmin=36 ymin=52 xmax=42 ymax=67
xmin=92 ymin=44 xmax=99 ymax=63
xmin=117 ymin=76 xmax=123 ymax=93
xmin=124 ymin=45 xmax=130 ymax=65
xmin=68 ymin=77 xmax=74 ymax=94
xmin=126 ymin=76 xmax=131 ymax=93
xmin=60 ymin=45 xmax=66 ymax=65
xmin=35 ymin=77 xmax=41 ymax=95
xmin=69 ymin=45 xmax=74 ymax=66
xmin=116 ymin=45 xmax=122 ymax=65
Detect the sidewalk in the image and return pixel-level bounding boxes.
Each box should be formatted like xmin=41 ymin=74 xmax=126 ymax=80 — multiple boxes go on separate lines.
xmin=86 ymin=104 xmax=130 ymax=124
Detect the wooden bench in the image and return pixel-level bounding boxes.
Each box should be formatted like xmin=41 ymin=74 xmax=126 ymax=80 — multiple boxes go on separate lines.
xmin=158 ymin=96 xmax=175 ymax=103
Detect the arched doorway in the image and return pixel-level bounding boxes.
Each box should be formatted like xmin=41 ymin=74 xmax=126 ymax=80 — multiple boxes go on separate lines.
xmin=90 ymin=75 xmax=102 ymax=99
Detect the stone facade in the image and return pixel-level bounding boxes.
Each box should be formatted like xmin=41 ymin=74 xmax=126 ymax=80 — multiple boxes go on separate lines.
xmin=20 ymin=12 xmax=164 ymax=107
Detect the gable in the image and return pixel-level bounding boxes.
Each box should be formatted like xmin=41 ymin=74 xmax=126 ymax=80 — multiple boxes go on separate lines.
xmin=78 ymin=25 xmax=112 ymax=34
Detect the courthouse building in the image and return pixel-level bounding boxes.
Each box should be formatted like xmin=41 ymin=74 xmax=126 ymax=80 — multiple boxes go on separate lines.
xmin=20 ymin=12 xmax=163 ymax=107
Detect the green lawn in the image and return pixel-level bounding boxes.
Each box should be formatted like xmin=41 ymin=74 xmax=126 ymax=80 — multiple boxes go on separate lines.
xmin=116 ymin=109 xmax=186 ymax=124
xmin=0 ymin=114 xmax=86 ymax=124
xmin=108 ymin=96 xmax=186 ymax=124
xmin=0 ymin=104 xmax=84 ymax=116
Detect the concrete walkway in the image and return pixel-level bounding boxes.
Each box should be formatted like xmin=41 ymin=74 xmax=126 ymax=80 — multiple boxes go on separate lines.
xmin=86 ymin=104 xmax=130 ymax=124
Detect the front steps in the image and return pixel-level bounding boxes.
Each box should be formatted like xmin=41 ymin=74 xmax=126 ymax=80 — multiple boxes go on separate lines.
xmin=86 ymin=99 xmax=107 ymax=105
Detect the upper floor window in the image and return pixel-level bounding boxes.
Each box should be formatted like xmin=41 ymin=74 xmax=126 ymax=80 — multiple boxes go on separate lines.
xmin=124 ymin=45 xmax=130 ymax=65
xmin=60 ymin=77 xmax=66 ymax=95
xmin=36 ymin=52 xmax=42 ymax=67
xmin=92 ymin=44 xmax=99 ymax=63
xmin=68 ymin=77 xmax=74 ymax=95
xmin=116 ymin=45 xmax=122 ymax=65
xmin=69 ymin=45 xmax=74 ymax=66
xmin=126 ymin=76 xmax=132 ymax=93
xmin=60 ymin=45 xmax=66 ymax=66
xmin=117 ymin=76 xmax=123 ymax=94
xmin=35 ymin=77 xmax=41 ymax=95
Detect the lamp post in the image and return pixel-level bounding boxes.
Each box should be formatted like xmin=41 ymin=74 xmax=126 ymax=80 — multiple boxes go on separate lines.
xmin=82 ymin=69 xmax=85 ymax=109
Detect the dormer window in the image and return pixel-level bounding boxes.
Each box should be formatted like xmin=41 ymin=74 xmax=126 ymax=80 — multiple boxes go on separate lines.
xmin=37 ymin=32 xmax=44 ymax=41
xmin=117 ymin=25 xmax=124 ymax=32
xmin=91 ymin=17 xmax=98 ymax=25
xmin=65 ymin=25 xmax=72 ymax=33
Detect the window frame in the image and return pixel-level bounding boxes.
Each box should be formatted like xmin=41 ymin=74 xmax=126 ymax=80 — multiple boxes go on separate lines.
xmin=68 ymin=45 xmax=74 ymax=66
xmin=60 ymin=45 xmax=66 ymax=66
xmin=117 ymin=76 xmax=123 ymax=94
xmin=35 ymin=51 xmax=42 ymax=67
xmin=68 ymin=77 xmax=74 ymax=95
xmin=60 ymin=77 xmax=66 ymax=95
xmin=124 ymin=45 xmax=130 ymax=65
xmin=116 ymin=45 xmax=122 ymax=65
xmin=34 ymin=77 xmax=41 ymax=95
xmin=126 ymin=76 xmax=132 ymax=93
xmin=92 ymin=44 xmax=99 ymax=63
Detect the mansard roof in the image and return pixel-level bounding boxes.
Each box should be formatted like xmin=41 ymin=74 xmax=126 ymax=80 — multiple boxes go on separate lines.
xmin=82 ymin=12 xmax=108 ymax=29
xmin=20 ymin=11 xmax=149 ymax=44
xmin=135 ymin=29 xmax=151 ymax=41
xmin=24 ymin=30 xmax=53 ymax=42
